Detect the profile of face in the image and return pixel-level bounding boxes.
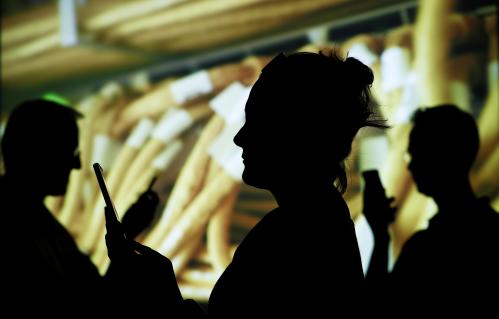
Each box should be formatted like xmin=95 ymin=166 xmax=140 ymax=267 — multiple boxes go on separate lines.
xmin=233 ymin=52 xmax=379 ymax=192
xmin=41 ymin=131 xmax=81 ymax=196
xmin=233 ymin=75 xmax=288 ymax=190
xmin=406 ymin=105 xmax=479 ymax=198
xmin=406 ymin=132 xmax=442 ymax=197
xmin=234 ymin=69 xmax=333 ymax=190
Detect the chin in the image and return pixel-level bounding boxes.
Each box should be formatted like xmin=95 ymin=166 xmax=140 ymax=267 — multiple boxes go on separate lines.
xmin=242 ymin=170 xmax=270 ymax=190
xmin=47 ymin=187 xmax=67 ymax=196
xmin=46 ymin=181 xmax=69 ymax=196
xmin=415 ymin=183 xmax=433 ymax=197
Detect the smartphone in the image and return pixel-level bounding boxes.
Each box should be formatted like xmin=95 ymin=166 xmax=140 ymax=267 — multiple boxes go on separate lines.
xmin=362 ymin=169 xmax=396 ymax=225
xmin=93 ymin=163 xmax=128 ymax=257
xmin=362 ymin=169 xmax=386 ymax=196
xmin=93 ymin=163 xmax=120 ymax=225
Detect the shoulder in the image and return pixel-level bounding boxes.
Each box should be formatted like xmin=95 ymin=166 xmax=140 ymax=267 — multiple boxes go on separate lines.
xmin=396 ymin=230 xmax=432 ymax=266
xmin=403 ymin=230 xmax=430 ymax=250
xmin=232 ymin=208 xmax=281 ymax=255
xmin=246 ymin=208 xmax=282 ymax=237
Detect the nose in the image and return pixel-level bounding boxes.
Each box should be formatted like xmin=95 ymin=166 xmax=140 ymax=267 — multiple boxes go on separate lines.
xmin=233 ymin=124 xmax=247 ymax=148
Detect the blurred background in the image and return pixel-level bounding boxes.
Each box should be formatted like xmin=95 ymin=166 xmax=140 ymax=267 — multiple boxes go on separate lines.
xmin=1 ymin=0 xmax=498 ymax=303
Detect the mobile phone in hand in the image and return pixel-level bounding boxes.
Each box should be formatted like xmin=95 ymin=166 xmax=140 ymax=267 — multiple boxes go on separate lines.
xmin=362 ymin=169 xmax=386 ymax=198
xmin=93 ymin=163 xmax=126 ymax=239
xmin=362 ymin=169 xmax=396 ymax=227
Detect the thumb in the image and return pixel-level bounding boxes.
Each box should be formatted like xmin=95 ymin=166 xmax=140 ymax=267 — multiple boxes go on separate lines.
xmin=130 ymin=241 xmax=161 ymax=258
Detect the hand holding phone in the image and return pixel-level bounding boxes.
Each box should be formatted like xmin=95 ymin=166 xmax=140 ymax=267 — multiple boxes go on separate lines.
xmin=362 ymin=170 xmax=396 ymax=234
xmin=93 ymin=163 xmax=129 ymax=260
xmin=121 ymin=176 xmax=159 ymax=239
xmin=93 ymin=163 xmax=121 ymax=226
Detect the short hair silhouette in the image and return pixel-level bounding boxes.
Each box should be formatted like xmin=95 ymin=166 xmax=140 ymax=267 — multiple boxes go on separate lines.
xmin=1 ymin=99 xmax=82 ymax=195
xmin=408 ymin=104 xmax=479 ymax=196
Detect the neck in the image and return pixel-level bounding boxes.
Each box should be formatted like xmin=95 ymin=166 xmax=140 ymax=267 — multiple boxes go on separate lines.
xmin=270 ymin=178 xmax=335 ymax=209
xmin=4 ymin=172 xmax=46 ymax=202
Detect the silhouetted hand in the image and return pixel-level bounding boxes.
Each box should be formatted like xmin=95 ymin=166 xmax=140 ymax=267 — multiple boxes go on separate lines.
xmin=105 ymin=216 xmax=184 ymax=313
xmin=104 ymin=206 xmax=130 ymax=262
xmin=364 ymin=194 xmax=397 ymax=237
xmin=127 ymin=241 xmax=183 ymax=302
xmin=121 ymin=189 xmax=159 ymax=239
xmin=105 ymin=205 xmax=160 ymax=262
xmin=364 ymin=192 xmax=396 ymax=302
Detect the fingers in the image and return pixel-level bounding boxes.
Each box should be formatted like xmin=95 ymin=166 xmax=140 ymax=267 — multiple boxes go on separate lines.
xmin=130 ymin=241 xmax=166 ymax=260
xmin=138 ymin=189 xmax=160 ymax=205
xmin=130 ymin=240 xmax=154 ymax=255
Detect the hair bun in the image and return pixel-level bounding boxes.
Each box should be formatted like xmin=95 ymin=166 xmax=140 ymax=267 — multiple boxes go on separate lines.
xmin=344 ymin=57 xmax=374 ymax=87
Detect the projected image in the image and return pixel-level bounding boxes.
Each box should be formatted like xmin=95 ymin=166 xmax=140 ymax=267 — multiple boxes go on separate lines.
xmin=1 ymin=0 xmax=498 ymax=303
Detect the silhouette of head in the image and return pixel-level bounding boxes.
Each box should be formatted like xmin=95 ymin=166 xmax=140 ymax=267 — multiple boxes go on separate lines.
xmin=407 ymin=104 xmax=479 ymax=197
xmin=234 ymin=51 xmax=386 ymax=193
xmin=1 ymin=99 xmax=82 ymax=196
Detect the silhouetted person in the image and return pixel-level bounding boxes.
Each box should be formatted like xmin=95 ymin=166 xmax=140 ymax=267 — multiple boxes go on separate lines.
xmin=107 ymin=51 xmax=387 ymax=317
xmin=207 ymin=51 xmax=387 ymax=317
xmin=0 ymin=99 xmax=160 ymax=314
xmin=365 ymin=105 xmax=499 ymax=315
xmin=1 ymin=100 xmax=102 ymax=312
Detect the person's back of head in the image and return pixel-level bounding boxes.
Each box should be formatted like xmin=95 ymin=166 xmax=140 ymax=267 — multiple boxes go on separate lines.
xmin=1 ymin=99 xmax=82 ymax=196
xmin=234 ymin=51 xmax=386 ymax=193
xmin=407 ymin=104 xmax=479 ymax=196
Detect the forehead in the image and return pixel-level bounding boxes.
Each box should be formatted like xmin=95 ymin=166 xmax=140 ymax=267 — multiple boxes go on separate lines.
xmin=48 ymin=124 xmax=79 ymax=147
xmin=245 ymin=72 xmax=287 ymax=107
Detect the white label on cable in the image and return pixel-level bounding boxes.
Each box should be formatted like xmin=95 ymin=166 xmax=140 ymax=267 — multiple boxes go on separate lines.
xmin=224 ymin=148 xmax=244 ymax=181
xmin=208 ymin=130 xmax=235 ymax=167
xmin=152 ymin=139 xmax=183 ymax=170
xmin=227 ymin=86 xmax=251 ymax=125
xmin=359 ymin=134 xmax=389 ymax=172
xmin=92 ymin=134 xmax=121 ymax=168
xmin=208 ymin=121 xmax=244 ymax=180
xmin=170 ymin=70 xmax=214 ymax=104
xmin=348 ymin=43 xmax=378 ymax=67
xmin=381 ymin=46 xmax=411 ymax=92
xmin=394 ymin=71 xmax=420 ymax=124
xmin=92 ymin=134 xmax=111 ymax=166
xmin=209 ymin=82 xmax=246 ymax=121
xmin=126 ymin=118 xmax=155 ymax=148
xmin=152 ymin=108 xmax=194 ymax=143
